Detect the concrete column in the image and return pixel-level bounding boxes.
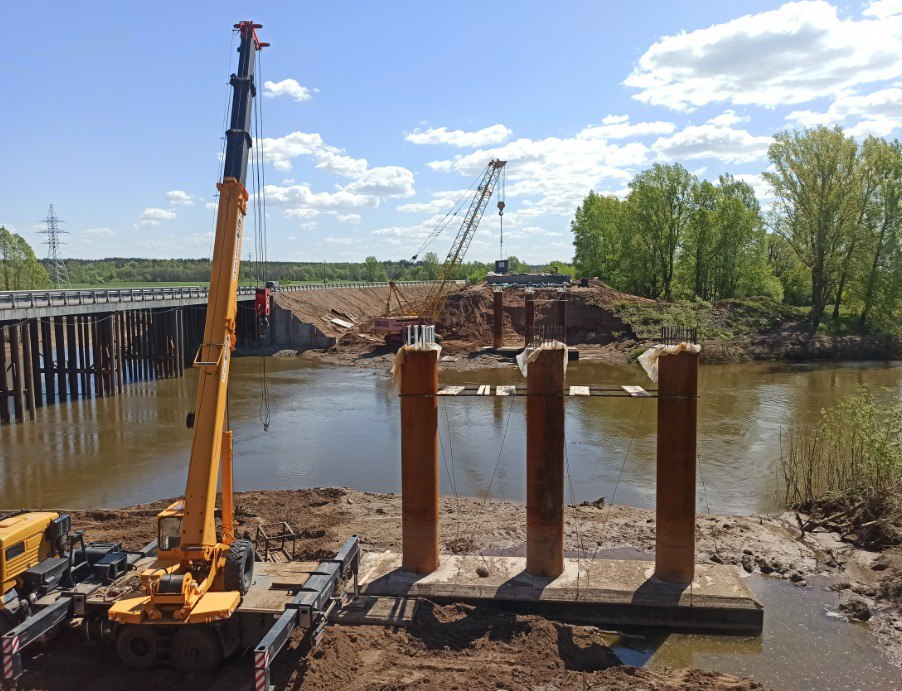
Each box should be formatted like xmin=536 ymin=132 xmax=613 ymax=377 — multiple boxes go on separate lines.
xmin=9 ymin=325 xmax=24 ymax=422
xmin=526 ymin=346 xmax=565 ymax=578
xmin=0 ymin=325 xmax=9 ymax=424
xmin=654 ymin=349 xmax=699 ymax=584
xmin=524 ymin=289 xmax=535 ymax=346
xmin=21 ymin=323 xmax=36 ymax=419
xmin=492 ymin=289 xmax=504 ymax=349
xmin=400 ymin=347 xmax=439 ymax=574
xmin=557 ymin=293 xmax=567 ymax=345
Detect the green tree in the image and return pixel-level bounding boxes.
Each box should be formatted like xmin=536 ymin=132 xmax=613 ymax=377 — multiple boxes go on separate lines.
xmin=854 ymin=138 xmax=902 ymax=330
xmin=628 ymin=163 xmax=696 ymax=300
xmin=363 ymin=255 xmax=386 ymax=282
xmin=0 ymin=227 xmax=51 ymax=290
xmin=571 ymin=192 xmax=630 ymax=284
xmin=764 ymin=127 xmax=866 ymax=331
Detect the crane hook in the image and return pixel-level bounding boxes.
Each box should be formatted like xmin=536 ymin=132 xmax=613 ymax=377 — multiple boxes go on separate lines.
xmin=497 ymin=200 xmax=505 ymax=216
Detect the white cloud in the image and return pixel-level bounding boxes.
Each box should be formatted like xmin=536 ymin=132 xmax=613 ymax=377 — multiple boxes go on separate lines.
xmin=733 ymin=173 xmax=772 ymax=200
xmin=787 ymin=87 xmax=902 ymax=136
xmin=336 ymin=213 xmax=361 ymax=224
xmin=83 ymin=227 xmax=115 ymax=238
xmin=396 ymin=189 xmax=470 ymax=214
xmin=324 ymin=237 xmax=359 ymax=245
xmin=864 ymin=0 xmax=902 ymax=19
xmin=166 ymin=190 xmax=196 ymax=207
xmin=652 ymin=121 xmax=771 ymax=163
xmin=707 ymin=110 xmax=748 ymax=127
xmin=284 ymin=207 xmax=320 ymax=219
xmin=405 ymin=124 xmax=513 ymax=147
xmin=427 ymin=131 xmax=649 ymax=219
xmin=140 ymin=208 xmax=176 ymax=221
xmin=263 ymin=78 xmax=317 ymax=102
xmin=625 ymin=1 xmax=902 ymax=111
xmin=205 ymin=202 xmax=217 ymax=211
xmin=259 ymin=130 xmax=415 ymax=221
xmin=577 ymin=116 xmax=675 ymax=140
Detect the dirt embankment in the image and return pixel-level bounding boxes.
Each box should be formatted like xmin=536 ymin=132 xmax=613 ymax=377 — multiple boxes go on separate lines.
xmin=31 ymin=488 xmax=896 ymax=689
xmin=274 ymin=281 xmax=900 ymax=371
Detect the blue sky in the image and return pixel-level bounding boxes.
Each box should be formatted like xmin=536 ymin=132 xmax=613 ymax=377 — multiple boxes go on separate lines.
xmin=3 ymin=1 xmax=901 ymax=264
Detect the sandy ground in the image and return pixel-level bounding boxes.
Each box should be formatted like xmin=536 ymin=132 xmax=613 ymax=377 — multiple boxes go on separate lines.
xmin=6 ymin=488 xmax=900 ymax=689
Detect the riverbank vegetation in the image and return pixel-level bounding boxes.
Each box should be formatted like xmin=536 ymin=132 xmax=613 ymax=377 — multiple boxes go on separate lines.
xmin=572 ymin=126 xmax=902 ymax=337
xmin=781 ymin=386 xmax=902 ymax=550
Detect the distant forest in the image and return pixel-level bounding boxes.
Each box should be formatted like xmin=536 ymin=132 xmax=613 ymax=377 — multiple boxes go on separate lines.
xmin=50 ymin=254 xmax=568 ymax=286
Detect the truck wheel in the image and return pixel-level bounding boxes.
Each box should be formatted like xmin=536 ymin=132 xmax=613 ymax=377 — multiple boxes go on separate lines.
xmin=223 ymin=539 xmax=255 ymax=595
xmin=116 ymin=625 xmax=158 ymax=670
xmin=172 ymin=625 xmax=224 ymax=673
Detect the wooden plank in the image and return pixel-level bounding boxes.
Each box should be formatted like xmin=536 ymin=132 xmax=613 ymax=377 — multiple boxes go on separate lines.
xmin=621 ymin=385 xmax=651 ymax=397
xmin=569 ymin=385 xmax=590 ymax=396
xmin=21 ymin=323 xmax=36 ymax=419
xmin=41 ymin=318 xmax=55 ymax=405
xmin=437 ymin=385 xmax=465 ymax=396
xmin=496 ymin=385 xmax=516 ymax=396
xmin=477 ymin=385 xmax=491 ymax=396
xmin=54 ymin=315 xmax=68 ymax=401
xmin=329 ymin=596 xmax=418 ymax=627
xmin=330 ymin=318 xmax=354 ymax=329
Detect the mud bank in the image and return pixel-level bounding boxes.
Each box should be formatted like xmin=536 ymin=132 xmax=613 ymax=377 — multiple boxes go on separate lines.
xmin=8 ymin=488 xmax=894 ymax=690
xmin=271 ymin=282 xmax=901 ymax=371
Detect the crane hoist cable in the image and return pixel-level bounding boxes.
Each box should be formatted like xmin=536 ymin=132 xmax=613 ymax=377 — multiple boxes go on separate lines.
xmin=250 ymin=44 xmax=272 ymax=432
xmin=497 ymin=165 xmax=506 ymax=261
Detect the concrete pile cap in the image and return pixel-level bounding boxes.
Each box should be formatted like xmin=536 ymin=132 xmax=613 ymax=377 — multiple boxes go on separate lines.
xmin=638 ymin=342 xmax=701 ymax=383
xmin=516 ymin=340 xmax=568 ymax=377
xmin=390 ymin=342 xmax=442 ymax=398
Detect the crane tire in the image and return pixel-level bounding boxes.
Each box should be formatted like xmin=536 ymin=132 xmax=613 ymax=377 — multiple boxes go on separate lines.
xmin=224 ymin=539 xmax=255 ymax=595
xmin=172 ymin=625 xmax=224 ymax=673
xmin=116 ymin=625 xmax=158 ymax=670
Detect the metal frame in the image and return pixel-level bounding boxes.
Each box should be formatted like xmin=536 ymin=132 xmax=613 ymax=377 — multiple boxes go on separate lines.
xmin=253 ymin=535 xmax=360 ymax=691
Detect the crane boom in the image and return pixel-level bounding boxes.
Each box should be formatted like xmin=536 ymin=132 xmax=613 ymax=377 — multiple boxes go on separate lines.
xmin=109 ymin=21 xmax=267 ymax=631
xmin=423 ymin=159 xmax=506 ymax=321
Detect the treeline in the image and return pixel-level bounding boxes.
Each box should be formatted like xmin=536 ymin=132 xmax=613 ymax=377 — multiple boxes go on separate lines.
xmin=54 ymin=255 xmax=552 ymax=286
xmin=1 ymin=226 xmax=51 ymax=290
xmin=572 ymin=126 xmax=902 ymax=333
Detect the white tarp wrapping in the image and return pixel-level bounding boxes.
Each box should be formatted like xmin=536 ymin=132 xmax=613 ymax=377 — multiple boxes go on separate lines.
xmin=515 ymin=341 xmax=568 ymax=377
xmin=390 ymin=342 xmax=442 ymax=397
xmin=638 ymin=342 xmax=702 ymax=382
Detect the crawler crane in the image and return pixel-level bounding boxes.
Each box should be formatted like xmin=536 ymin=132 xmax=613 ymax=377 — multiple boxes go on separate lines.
xmin=374 ymin=159 xmax=506 ymax=343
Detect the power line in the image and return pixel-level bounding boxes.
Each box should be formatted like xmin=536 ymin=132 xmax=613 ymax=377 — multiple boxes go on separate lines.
xmin=39 ymin=204 xmax=70 ymax=289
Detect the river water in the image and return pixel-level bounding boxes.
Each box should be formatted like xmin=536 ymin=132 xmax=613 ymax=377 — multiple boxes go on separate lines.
xmin=2 ymin=356 xmax=901 ymax=689
xmin=2 ymin=357 xmax=900 ymax=513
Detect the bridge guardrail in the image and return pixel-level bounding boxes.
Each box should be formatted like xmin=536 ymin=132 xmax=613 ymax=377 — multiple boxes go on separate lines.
xmin=0 ymin=280 xmax=464 ymax=312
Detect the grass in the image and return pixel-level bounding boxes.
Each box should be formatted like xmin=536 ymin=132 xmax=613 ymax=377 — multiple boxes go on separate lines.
xmin=780 ymin=386 xmax=902 ymax=549
xmin=612 ymin=295 xmax=802 ymax=342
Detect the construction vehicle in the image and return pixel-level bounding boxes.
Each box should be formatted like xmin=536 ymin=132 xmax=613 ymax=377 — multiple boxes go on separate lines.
xmin=374 ymin=159 xmax=507 ymax=343
xmin=3 ymin=22 xmax=360 ymax=685
xmin=1 ymin=511 xmax=73 ymax=632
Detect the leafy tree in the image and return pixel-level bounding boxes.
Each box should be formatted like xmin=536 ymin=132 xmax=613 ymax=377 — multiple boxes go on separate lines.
xmin=363 ymin=255 xmax=386 ymax=282
xmin=764 ymin=127 xmax=866 ymax=331
xmin=0 ymin=227 xmax=51 ymax=290
xmin=628 ymin=163 xmax=696 ymax=300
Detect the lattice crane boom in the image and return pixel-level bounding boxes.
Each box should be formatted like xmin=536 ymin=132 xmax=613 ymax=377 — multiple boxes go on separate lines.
xmin=421 ymin=159 xmax=506 ymax=322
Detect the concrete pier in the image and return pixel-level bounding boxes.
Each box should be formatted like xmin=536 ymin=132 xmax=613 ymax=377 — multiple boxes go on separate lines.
xmin=524 ymin=289 xmax=535 ymax=345
xmin=654 ymin=349 xmax=699 ymax=584
xmin=526 ymin=346 xmax=565 ymax=578
xmin=400 ymin=347 xmax=440 ymax=573
xmin=492 ymin=289 xmax=504 ymax=349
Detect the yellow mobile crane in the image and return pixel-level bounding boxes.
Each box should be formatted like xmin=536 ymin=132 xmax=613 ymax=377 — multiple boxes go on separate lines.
xmin=108 ymin=19 xmax=263 ymax=669
xmin=2 ymin=22 xmax=359 ymax=683
xmin=374 ymin=159 xmax=506 ymax=343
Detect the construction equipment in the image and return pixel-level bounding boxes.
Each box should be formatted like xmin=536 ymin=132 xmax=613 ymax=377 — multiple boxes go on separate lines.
xmin=2 ymin=20 xmax=361 ymax=685
xmin=1 ymin=511 xmax=71 ymax=632
xmin=375 ymin=159 xmax=507 ymax=343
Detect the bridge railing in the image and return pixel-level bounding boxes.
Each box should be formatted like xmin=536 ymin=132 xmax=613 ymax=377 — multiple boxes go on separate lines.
xmin=0 ymin=280 xmax=463 ymax=312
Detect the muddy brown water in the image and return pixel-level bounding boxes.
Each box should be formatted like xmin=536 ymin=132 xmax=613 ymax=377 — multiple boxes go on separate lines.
xmin=2 ymin=358 xmax=901 ymax=513
xmin=2 ymin=357 xmax=901 ymax=689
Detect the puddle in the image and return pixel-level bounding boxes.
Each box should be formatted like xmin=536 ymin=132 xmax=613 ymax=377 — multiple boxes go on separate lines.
xmin=609 ymin=574 xmax=899 ymax=690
